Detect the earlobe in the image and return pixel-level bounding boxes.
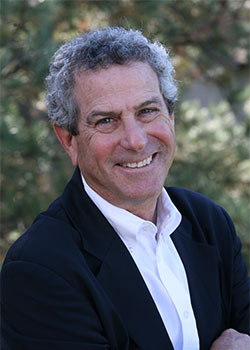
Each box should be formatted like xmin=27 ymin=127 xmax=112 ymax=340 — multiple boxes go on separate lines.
xmin=53 ymin=123 xmax=78 ymax=166
xmin=170 ymin=112 xmax=175 ymax=124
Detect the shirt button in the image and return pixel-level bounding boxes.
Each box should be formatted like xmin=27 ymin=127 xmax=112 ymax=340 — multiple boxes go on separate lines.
xmin=183 ymin=311 xmax=189 ymax=319
xmin=128 ymin=246 xmax=133 ymax=253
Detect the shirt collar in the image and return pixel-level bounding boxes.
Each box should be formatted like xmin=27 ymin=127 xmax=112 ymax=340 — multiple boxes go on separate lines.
xmin=81 ymin=173 xmax=181 ymax=245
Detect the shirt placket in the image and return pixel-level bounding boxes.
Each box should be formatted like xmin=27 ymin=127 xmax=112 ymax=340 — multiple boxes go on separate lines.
xmin=156 ymin=233 xmax=200 ymax=350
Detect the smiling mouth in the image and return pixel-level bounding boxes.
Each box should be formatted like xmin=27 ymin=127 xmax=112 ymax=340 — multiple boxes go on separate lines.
xmin=118 ymin=155 xmax=153 ymax=169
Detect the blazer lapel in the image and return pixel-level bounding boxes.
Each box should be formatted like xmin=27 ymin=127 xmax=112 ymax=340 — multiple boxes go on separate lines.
xmin=95 ymin=232 xmax=173 ymax=350
xmin=61 ymin=168 xmax=173 ymax=350
xmin=171 ymin=217 xmax=224 ymax=349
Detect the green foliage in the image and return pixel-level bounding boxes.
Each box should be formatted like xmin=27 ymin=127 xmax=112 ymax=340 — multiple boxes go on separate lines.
xmin=1 ymin=0 xmax=249 ymax=267
xmin=167 ymin=99 xmax=250 ymax=265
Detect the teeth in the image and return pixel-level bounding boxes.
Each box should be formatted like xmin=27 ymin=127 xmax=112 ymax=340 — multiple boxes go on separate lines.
xmin=121 ymin=155 xmax=153 ymax=168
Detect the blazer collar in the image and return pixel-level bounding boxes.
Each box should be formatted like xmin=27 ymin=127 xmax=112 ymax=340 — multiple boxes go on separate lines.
xmin=60 ymin=167 xmax=116 ymax=260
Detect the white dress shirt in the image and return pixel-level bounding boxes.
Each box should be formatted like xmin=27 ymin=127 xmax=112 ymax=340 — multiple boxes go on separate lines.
xmin=81 ymin=174 xmax=200 ymax=350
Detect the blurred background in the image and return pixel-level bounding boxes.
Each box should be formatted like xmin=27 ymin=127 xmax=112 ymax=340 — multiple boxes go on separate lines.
xmin=1 ymin=0 xmax=249 ymax=267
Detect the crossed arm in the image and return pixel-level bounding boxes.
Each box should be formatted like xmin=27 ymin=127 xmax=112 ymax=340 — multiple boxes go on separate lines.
xmin=2 ymin=260 xmax=249 ymax=350
xmin=211 ymin=329 xmax=250 ymax=349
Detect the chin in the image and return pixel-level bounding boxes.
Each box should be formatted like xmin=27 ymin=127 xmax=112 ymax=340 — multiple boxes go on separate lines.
xmin=121 ymin=188 xmax=161 ymax=203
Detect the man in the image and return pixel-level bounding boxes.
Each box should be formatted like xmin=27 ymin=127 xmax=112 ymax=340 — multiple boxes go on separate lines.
xmin=1 ymin=27 xmax=249 ymax=350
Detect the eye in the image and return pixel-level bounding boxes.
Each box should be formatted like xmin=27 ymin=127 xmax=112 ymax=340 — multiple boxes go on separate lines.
xmin=96 ymin=117 xmax=113 ymax=125
xmin=140 ymin=108 xmax=157 ymax=114
xmin=139 ymin=107 xmax=159 ymax=122
xmin=95 ymin=117 xmax=119 ymax=133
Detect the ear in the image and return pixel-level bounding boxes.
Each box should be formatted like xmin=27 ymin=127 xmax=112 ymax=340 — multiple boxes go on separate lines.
xmin=170 ymin=112 xmax=175 ymax=124
xmin=53 ymin=123 xmax=78 ymax=166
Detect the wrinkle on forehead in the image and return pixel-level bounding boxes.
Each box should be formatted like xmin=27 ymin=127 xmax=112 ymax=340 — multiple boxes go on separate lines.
xmin=73 ymin=62 xmax=164 ymax=121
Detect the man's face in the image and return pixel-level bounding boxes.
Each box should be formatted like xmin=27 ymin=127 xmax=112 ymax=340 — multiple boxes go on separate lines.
xmin=71 ymin=62 xmax=176 ymax=213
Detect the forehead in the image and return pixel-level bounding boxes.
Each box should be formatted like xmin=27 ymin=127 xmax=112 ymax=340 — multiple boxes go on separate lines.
xmin=73 ymin=62 xmax=162 ymax=112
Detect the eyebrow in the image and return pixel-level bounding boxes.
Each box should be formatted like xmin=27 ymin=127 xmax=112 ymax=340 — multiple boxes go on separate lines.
xmin=86 ymin=110 xmax=118 ymax=124
xmin=134 ymin=97 xmax=164 ymax=110
xmin=86 ymin=97 xmax=163 ymax=123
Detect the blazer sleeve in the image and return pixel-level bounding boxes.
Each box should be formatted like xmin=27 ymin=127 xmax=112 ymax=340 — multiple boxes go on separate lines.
xmin=222 ymin=208 xmax=250 ymax=334
xmin=1 ymin=260 xmax=114 ymax=350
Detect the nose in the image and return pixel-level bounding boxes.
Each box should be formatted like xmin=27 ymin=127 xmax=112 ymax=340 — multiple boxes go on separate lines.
xmin=119 ymin=117 xmax=147 ymax=152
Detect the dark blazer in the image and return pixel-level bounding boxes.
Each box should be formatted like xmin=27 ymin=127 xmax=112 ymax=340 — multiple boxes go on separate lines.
xmin=1 ymin=168 xmax=249 ymax=350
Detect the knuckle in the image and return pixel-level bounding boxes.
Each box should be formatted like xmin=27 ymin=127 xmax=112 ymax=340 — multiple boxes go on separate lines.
xmin=224 ymin=328 xmax=237 ymax=335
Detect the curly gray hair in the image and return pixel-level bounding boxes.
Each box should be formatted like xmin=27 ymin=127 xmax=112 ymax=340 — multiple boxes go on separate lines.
xmin=45 ymin=26 xmax=178 ymax=135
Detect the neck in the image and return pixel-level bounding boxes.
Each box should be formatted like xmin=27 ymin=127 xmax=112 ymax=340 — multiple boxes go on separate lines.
xmin=123 ymin=199 xmax=158 ymax=223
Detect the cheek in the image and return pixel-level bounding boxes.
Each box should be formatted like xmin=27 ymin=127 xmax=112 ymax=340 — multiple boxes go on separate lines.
xmin=151 ymin=117 xmax=175 ymax=144
xmin=86 ymin=135 xmax=117 ymax=166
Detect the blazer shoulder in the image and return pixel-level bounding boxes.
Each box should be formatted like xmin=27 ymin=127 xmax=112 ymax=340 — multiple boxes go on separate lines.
xmin=166 ymin=186 xmax=236 ymax=244
xmin=166 ymin=186 xmax=221 ymax=212
xmin=3 ymin=197 xmax=84 ymax=278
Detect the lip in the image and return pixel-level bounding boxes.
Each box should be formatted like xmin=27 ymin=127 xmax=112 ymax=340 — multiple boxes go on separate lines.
xmin=116 ymin=153 xmax=157 ymax=169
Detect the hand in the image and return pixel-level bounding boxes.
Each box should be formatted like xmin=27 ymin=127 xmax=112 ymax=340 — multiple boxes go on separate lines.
xmin=210 ymin=328 xmax=250 ymax=350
